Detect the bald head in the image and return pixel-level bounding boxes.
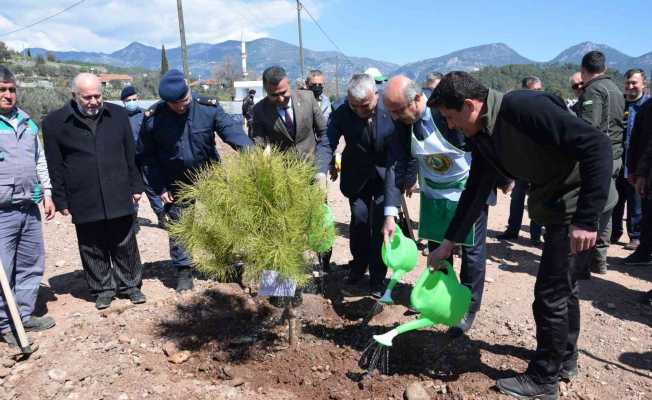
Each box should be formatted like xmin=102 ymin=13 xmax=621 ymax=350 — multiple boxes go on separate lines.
xmin=72 ymin=73 xmax=103 ymax=117
xmin=383 ymin=75 xmax=425 ymax=124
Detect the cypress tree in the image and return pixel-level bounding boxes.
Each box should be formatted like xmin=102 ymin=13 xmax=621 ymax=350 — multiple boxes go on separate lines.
xmin=160 ymin=44 xmax=169 ymax=75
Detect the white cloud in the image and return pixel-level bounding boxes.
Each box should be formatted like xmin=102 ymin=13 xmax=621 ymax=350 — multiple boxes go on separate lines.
xmin=0 ymin=0 xmax=323 ymax=52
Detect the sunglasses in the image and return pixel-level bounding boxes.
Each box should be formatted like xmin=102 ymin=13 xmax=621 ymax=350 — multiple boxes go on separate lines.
xmin=571 ymin=83 xmax=583 ymax=90
xmin=0 ymin=87 xmax=16 ymax=94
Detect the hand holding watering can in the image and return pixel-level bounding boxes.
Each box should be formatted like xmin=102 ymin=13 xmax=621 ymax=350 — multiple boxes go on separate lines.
xmin=426 ymin=238 xmax=455 ymax=272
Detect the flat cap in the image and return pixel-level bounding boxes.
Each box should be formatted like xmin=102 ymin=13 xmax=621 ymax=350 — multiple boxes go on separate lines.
xmin=120 ymin=85 xmax=137 ymax=100
xmin=159 ymin=69 xmax=188 ymax=102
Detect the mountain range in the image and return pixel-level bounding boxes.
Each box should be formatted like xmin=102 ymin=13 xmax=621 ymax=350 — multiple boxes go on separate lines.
xmin=28 ymin=39 xmax=652 ymax=81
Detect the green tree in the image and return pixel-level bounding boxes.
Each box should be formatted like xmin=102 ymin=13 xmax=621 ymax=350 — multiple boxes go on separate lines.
xmin=46 ymin=51 xmax=57 ymax=62
xmin=27 ymin=49 xmax=32 ymax=58
xmin=0 ymin=41 xmax=11 ymax=62
xmin=160 ymin=44 xmax=169 ymax=75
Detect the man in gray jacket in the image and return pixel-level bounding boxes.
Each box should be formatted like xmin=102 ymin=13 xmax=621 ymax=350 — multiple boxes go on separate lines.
xmin=575 ymin=50 xmax=625 ymax=275
xmin=0 ymin=66 xmax=56 ymax=347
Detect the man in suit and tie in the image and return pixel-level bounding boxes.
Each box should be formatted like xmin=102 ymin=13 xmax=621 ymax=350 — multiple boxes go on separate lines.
xmin=252 ymin=66 xmax=328 ymax=157
xmin=317 ymin=74 xmax=396 ymax=296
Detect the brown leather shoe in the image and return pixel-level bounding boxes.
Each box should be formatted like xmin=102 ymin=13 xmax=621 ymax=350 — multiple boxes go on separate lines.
xmin=624 ymin=239 xmax=640 ymax=251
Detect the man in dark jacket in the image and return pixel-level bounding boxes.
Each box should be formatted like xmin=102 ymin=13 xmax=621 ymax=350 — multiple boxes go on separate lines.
xmin=575 ymin=50 xmax=625 ymax=275
xmin=242 ymin=89 xmax=256 ymax=137
xmin=316 ymin=73 xmax=395 ymax=296
xmin=140 ymin=70 xmax=253 ymax=292
xmin=43 ymin=73 xmax=145 ymax=310
xmin=428 ymin=72 xmax=615 ymax=399
xmin=121 ymin=85 xmax=165 ymax=229
xmin=626 ymin=99 xmax=652 ymax=266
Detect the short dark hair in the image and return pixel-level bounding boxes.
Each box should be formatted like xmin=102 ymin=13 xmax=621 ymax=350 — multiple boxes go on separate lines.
xmin=427 ymin=71 xmax=489 ymax=111
xmin=262 ymin=66 xmax=287 ymax=88
xmin=0 ymin=66 xmax=16 ymax=84
xmin=306 ymin=69 xmax=323 ymax=84
xmin=521 ymin=76 xmax=542 ymax=89
xmin=581 ymin=51 xmax=606 ymax=74
xmin=624 ymin=68 xmax=646 ymax=81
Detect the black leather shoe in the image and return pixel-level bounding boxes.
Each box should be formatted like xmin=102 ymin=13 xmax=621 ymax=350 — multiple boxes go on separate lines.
xmin=156 ymin=212 xmax=168 ymax=229
xmin=2 ymin=330 xmax=34 ymax=348
xmin=496 ymin=374 xmax=559 ymax=399
xmin=23 ymin=315 xmax=56 ymax=332
xmin=128 ymin=288 xmax=147 ymax=304
xmin=176 ymin=268 xmax=194 ymax=292
xmin=448 ymin=311 xmax=476 ymax=337
xmin=95 ymin=294 xmax=114 ymax=310
xmin=559 ymin=364 xmax=578 ymax=382
xmin=590 ymin=261 xmax=607 ymax=275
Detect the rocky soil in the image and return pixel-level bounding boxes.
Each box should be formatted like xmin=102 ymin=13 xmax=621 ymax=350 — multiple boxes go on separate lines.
xmin=0 ymin=149 xmax=650 ymax=400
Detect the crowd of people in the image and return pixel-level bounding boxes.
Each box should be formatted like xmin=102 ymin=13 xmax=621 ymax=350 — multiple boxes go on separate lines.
xmin=0 ymin=47 xmax=650 ymax=400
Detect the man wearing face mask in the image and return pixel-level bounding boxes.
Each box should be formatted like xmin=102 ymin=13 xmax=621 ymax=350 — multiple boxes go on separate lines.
xmin=140 ymin=69 xmax=253 ymax=292
xmin=42 ymin=73 xmax=145 ymax=310
xmin=316 ymin=73 xmax=395 ymax=296
xmin=305 ymin=70 xmax=332 ymax=121
xmin=120 ymin=86 xmax=166 ymax=229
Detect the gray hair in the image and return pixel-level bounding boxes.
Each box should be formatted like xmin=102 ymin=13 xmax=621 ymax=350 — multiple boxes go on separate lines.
xmin=71 ymin=73 xmax=101 ymax=94
xmin=306 ymin=69 xmax=323 ymax=84
xmin=347 ymin=74 xmax=376 ymax=100
xmin=425 ymin=72 xmax=443 ymax=85
xmin=403 ymin=79 xmax=421 ymax=104
xmin=521 ymin=76 xmax=542 ymax=89
xmin=0 ymin=66 xmax=16 ymax=84
xmin=262 ymin=66 xmax=287 ymax=88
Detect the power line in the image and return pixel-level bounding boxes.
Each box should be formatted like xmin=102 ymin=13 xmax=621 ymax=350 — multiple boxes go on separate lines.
xmin=298 ymin=1 xmax=355 ymax=67
xmin=0 ymin=0 xmax=87 ymax=37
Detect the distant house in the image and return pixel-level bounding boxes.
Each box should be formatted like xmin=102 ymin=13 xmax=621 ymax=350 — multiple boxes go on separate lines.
xmin=189 ymin=79 xmax=219 ymax=91
xmin=98 ymin=73 xmax=133 ymax=88
xmin=17 ymin=80 xmax=54 ymax=89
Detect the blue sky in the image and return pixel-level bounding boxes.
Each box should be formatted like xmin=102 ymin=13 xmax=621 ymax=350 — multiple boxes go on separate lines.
xmin=1 ymin=0 xmax=651 ymax=65
xmin=270 ymin=0 xmax=652 ymax=64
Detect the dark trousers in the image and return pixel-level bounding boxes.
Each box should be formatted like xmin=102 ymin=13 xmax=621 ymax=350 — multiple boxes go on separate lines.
xmin=507 ymin=179 xmax=542 ymax=240
xmin=165 ymin=204 xmax=192 ymax=270
xmin=612 ymin=171 xmax=642 ymax=240
xmin=348 ymin=179 xmax=386 ymax=287
xmin=429 ymin=207 xmax=487 ymax=313
xmin=142 ymin=172 xmax=164 ymax=215
xmin=636 ymin=197 xmax=652 ymax=255
xmin=75 ymin=214 xmax=143 ymax=296
xmin=527 ymin=224 xmax=580 ymax=384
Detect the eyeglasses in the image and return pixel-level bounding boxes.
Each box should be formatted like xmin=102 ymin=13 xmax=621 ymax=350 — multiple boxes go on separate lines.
xmin=0 ymin=87 xmax=16 ymax=94
xmin=571 ymin=83 xmax=583 ymax=90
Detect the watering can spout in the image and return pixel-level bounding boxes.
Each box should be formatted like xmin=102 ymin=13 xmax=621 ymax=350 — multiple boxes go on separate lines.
xmin=373 ymin=317 xmax=435 ymax=347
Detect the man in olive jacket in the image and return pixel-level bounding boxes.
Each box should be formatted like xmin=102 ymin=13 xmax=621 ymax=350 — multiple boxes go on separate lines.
xmin=575 ymin=50 xmax=625 ymax=275
xmin=43 ymin=73 xmax=145 ymax=310
xmin=427 ymin=72 xmax=615 ymax=400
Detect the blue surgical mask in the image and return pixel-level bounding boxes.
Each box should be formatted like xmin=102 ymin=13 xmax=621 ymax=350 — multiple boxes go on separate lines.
xmin=124 ymin=99 xmax=139 ymax=112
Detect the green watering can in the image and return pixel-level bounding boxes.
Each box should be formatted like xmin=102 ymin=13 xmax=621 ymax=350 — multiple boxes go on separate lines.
xmin=373 ymin=261 xmax=471 ymax=346
xmin=378 ymin=227 xmax=418 ymax=304
xmin=308 ymin=204 xmax=336 ymax=253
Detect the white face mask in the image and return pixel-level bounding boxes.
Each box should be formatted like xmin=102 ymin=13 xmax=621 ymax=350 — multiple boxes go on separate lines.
xmin=124 ymin=99 xmax=139 ymax=112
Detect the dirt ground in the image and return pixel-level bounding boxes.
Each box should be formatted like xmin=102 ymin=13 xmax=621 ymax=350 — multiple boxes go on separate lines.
xmin=1 ymin=149 xmax=650 ymax=400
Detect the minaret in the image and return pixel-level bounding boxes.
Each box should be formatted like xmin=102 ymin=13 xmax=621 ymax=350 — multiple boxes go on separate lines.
xmin=241 ymin=31 xmax=248 ymax=79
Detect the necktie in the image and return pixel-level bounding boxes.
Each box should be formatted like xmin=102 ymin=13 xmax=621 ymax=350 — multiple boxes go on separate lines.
xmin=283 ymin=107 xmax=295 ymax=139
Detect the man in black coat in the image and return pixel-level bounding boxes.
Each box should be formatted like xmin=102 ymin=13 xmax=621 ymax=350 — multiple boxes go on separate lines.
xmin=42 ymin=73 xmax=145 ymax=310
xmin=316 ymin=73 xmax=395 ymax=296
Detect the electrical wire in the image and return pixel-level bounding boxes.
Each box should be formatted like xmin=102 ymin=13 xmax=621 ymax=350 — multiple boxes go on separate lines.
xmin=0 ymin=0 xmax=87 ymax=37
xmin=298 ymin=1 xmax=355 ymax=66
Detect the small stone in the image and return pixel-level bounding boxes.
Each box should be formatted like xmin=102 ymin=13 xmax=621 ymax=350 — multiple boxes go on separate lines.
xmin=0 ymin=367 xmax=11 ymax=378
xmin=48 ymin=368 xmax=67 ymax=383
xmin=630 ymin=337 xmax=639 ymax=342
xmin=1 ymin=359 xmax=15 ymax=368
xmin=484 ymin=277 xmax=495 ymax=283
xmin=168 ymin=350 xmax=191 ymax=364
xmin=230 ymin=378 xmax=245 ymax=387
xmin=118 ymin=394 xmax=129 ymax=400
xmin=162 ymin=341 xmax=177 ymax=356
xmin=118 ymin=335 xmax=130 ymax=344
xmin=404 ymin=381 xmax=430 ymax=400
xmin=55 ymin=260 xmax=66 ymax=268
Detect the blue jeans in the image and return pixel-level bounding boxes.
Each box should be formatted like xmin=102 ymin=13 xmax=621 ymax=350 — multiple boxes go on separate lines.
xmin=0 ymin=203 xmax=44 ymax=333
xmin=507 ymin=179 xmax=542 ymax=241
xmin=612 ymin=171 xmax=642 ymax=240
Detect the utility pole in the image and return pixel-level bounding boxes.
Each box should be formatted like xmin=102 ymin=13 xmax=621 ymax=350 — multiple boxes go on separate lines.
xmin=176 ymin=0 xmax=190 ymax=78
xmin=296 ymin=0 xmax=305 ymax=80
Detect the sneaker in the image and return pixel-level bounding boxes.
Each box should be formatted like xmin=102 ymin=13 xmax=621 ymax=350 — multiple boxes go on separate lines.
xmin=590 ymin=261 xmax=607 ymax=275
xmin=624 ymin=239 xmax=640 ymax=251
xmin=448 ymin=311 xmax=476 ymax=337
xmin=95 ymin=294 xmax=114 ymax=310
xmin=497 ymin=230 xmax=519 ymax=241
xmin=496 ymin=374 xmax=559 ymax=400
xmin=176 ymin=267 xmax=194 ymax=292
xmin=623 ymin=251 xmax=652 ymax=266
xmin=559 ymin=364 xmax=578 ymax=382
xmin=127 ymin=288 xmax=146 ymax=304
xmin=23 ymin=315 xmax=56 ymax=332
xmin=2 ymin=330 xmax=34 ymax=348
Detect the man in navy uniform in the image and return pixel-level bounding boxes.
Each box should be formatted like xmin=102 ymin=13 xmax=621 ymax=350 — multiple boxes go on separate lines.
xmin=140 ymin=70 xmax=253 ymax=292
